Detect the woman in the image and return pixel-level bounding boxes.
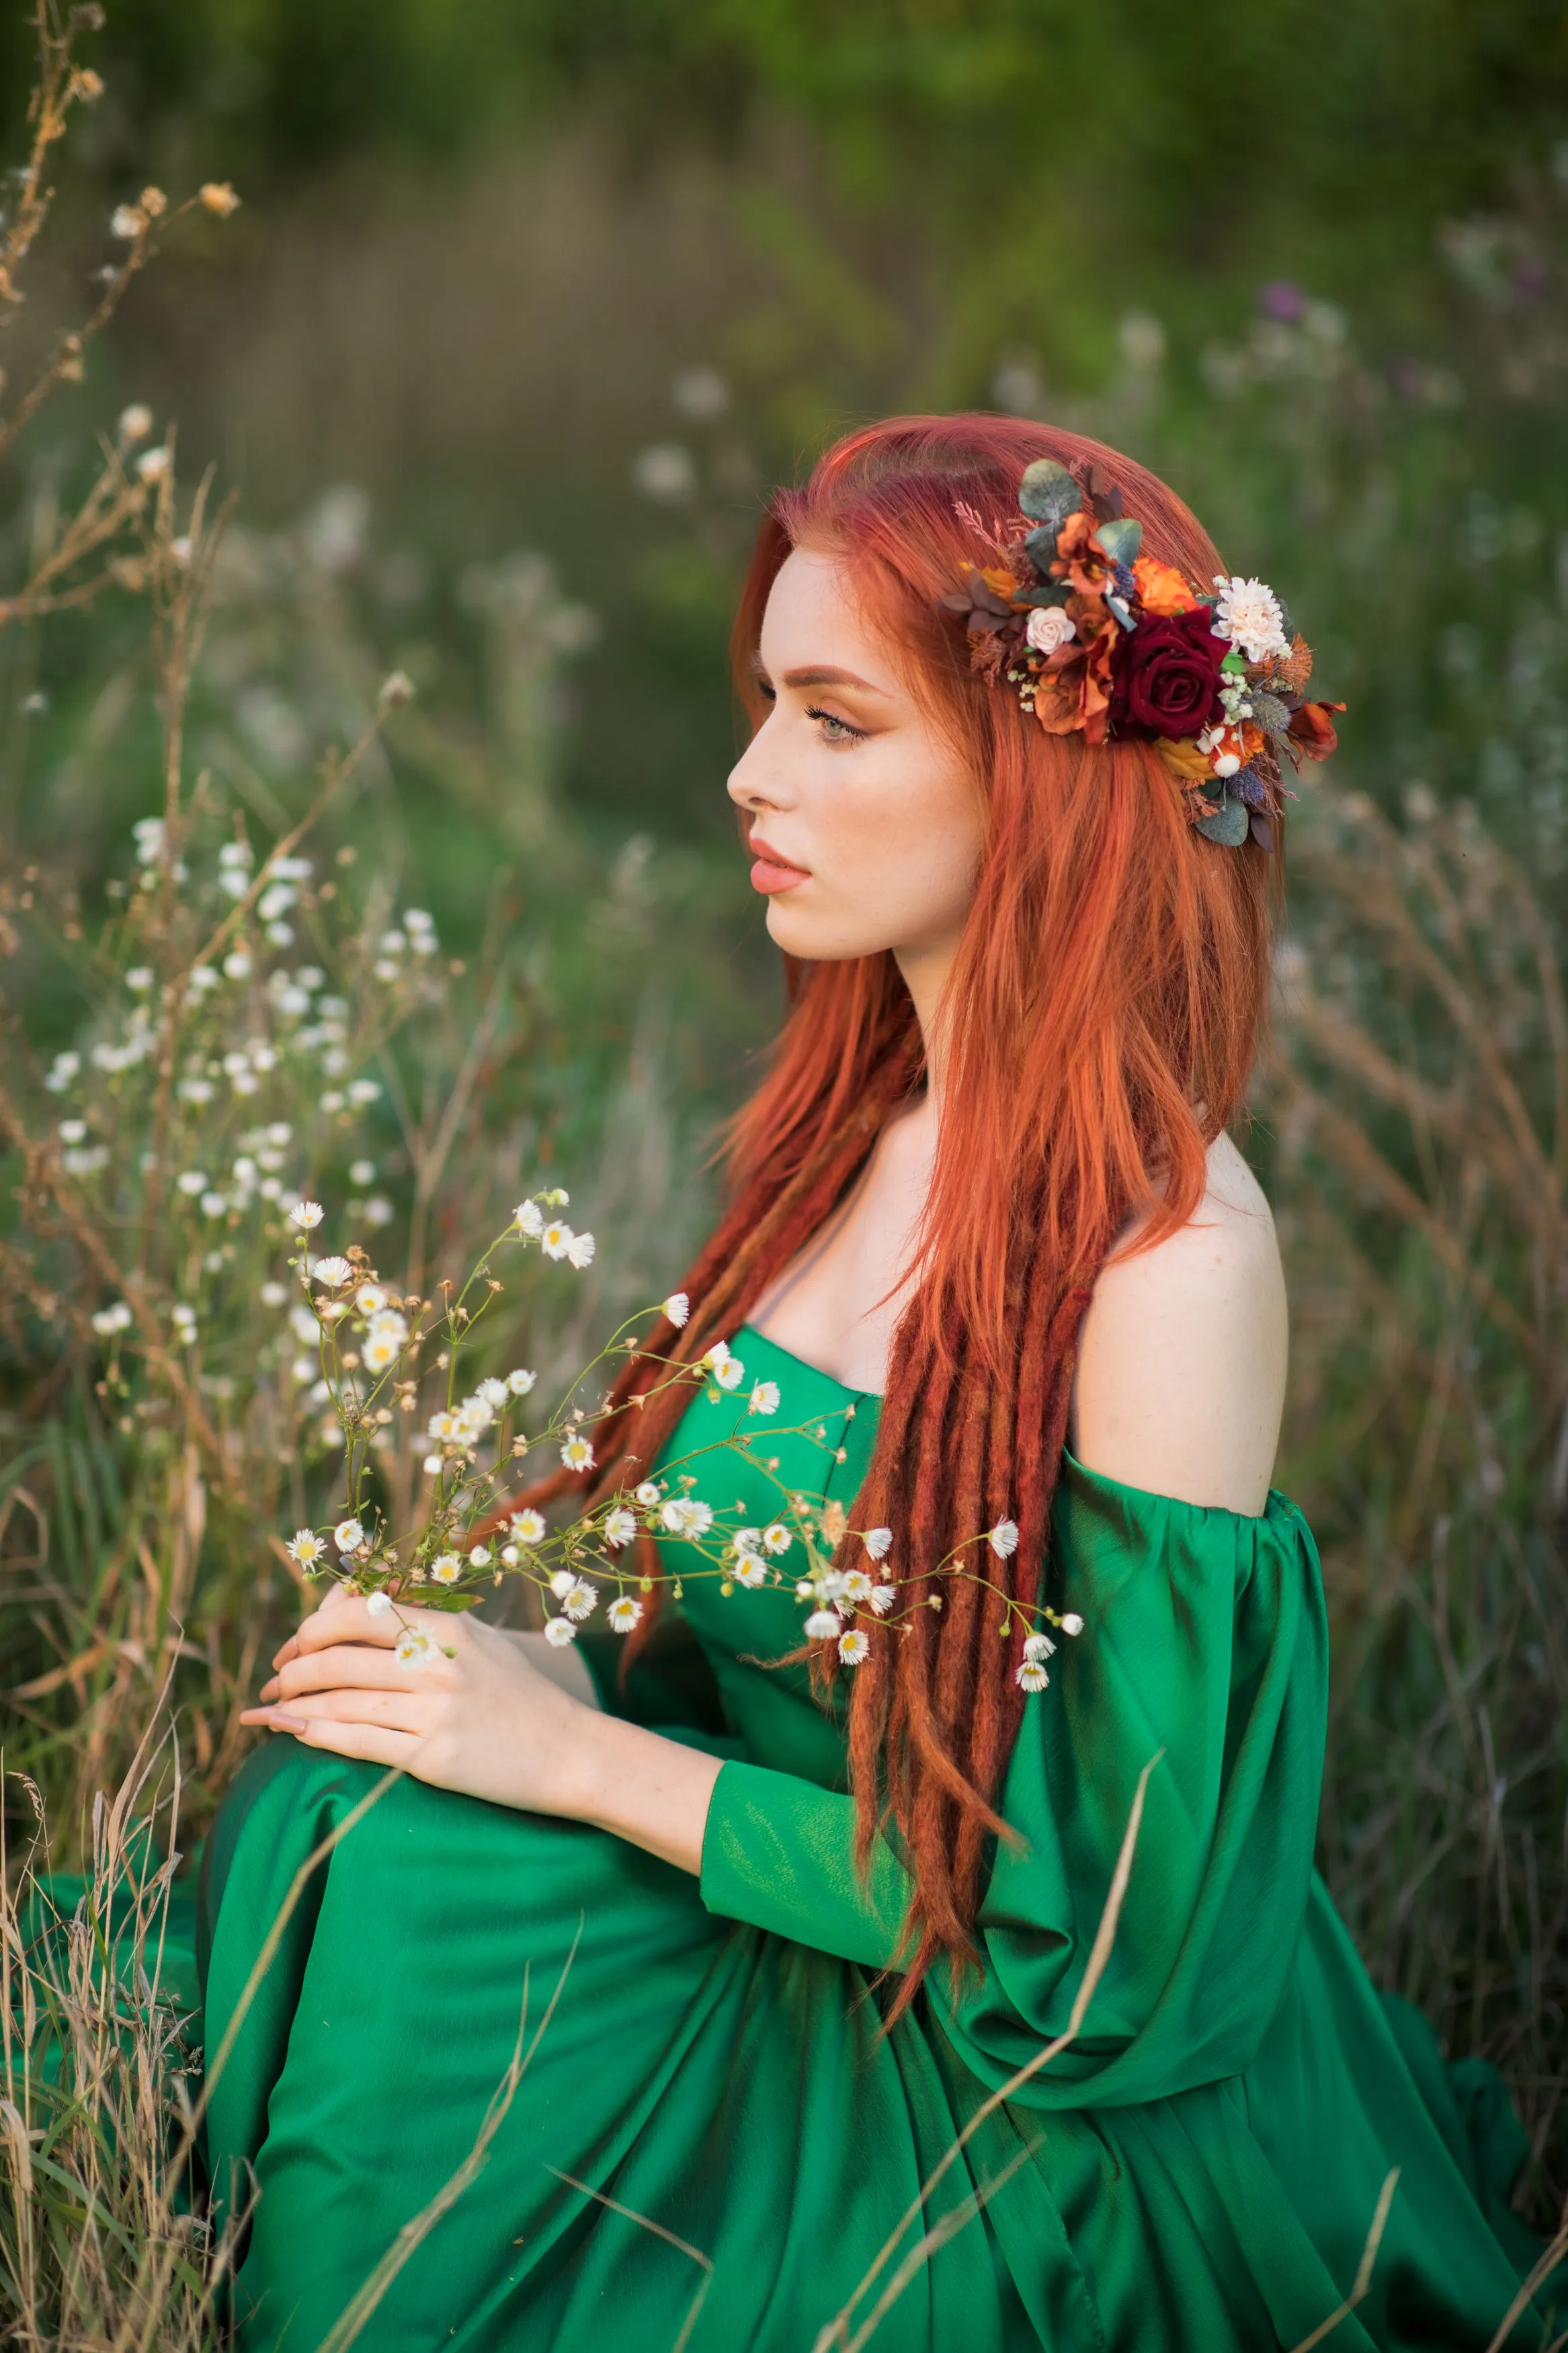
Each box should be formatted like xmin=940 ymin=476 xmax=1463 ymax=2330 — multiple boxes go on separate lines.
xmin=202 ymin=415 xmax=1546 ymax=2349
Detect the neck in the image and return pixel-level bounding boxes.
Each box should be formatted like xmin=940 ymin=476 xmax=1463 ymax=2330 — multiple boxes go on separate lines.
xmin=894 ymin=936 xmax=958 ymax=1111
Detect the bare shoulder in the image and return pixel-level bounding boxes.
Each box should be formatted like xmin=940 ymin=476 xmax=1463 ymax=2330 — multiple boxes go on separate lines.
xmin=1071 ymin=1132 xmax=1288 ymax=1516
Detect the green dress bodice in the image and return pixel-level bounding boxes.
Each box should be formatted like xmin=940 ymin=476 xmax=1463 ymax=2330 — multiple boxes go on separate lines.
xmin=192 ymin=1322 xmax=1550 ymax=2351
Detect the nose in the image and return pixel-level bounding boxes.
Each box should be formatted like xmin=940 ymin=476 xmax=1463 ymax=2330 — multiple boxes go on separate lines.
xmin=727 ymin=714 xmax=791 ymax=815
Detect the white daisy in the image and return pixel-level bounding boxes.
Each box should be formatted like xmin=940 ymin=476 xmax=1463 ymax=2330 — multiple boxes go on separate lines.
xmin=565 ymin=1230 xmax=595 ymax=1269
xmin=333 ymin=1517 xmax=365 ymax=1552
xmin=563 ymin=1580 xmax=597 ymax=1622
xmin=421 ymin=1454 xmax=444 ymax=1476
xmin=839 ymin=1628 xmax=870 ymax=1665
xmin=561 ymin=1435 xmax=595 ymax=1472
xmin=286 ymin=1528 xmax=327 ymax=1568
xmin=550 ymin=1569 xmax=577 ymax=1599
xmin=604 ymin=1507 xmax=636 ymax=1549
xmin=468 ymin=1544 xmax=492 ymax=1568
xmin=513 ymin=1199 xmax=544 ymax=1238
xmin=429 ymin=1552 xmax=462 ymax=1586
xmin=288 ymin=1200 xmax=324 ymax=1230
xmin=608 ymin=1595 xmax=643 ymax=1634
xmin=395 ymin=1628 xmax=438 ymax=1669
xmin=864 ymin=1527 xmax=893 ymax=1561
xmin=704 ymin=1342 xmax=745 ymax=1391
xmin=1016 ymin=1659 xmax=1050 ymax=1693
xmin=507 ymin=1368 xmax=537 ymax=1396
xmin=543 ymin=1616 xmax=577 ymax=1648
xmin=510 ymin=1509 xmax=547 ymax=1545
xmin=365 ymin=1590 xmax=393 ymax=1619
xmin=1023 ymin=1631 xmax=1056 ymax=1665
xmin=989 ymin=1519 xmax=1020 ymax=1560
xmin=477 ymin=1378 xmax=509 ymax=1408
xmin=634 ymin=1480 xmax=663 ymax=1508
xmin=500 ymin=1544 xmax=520 ymax=1567
xmin=362 ymin=1329 xmax=401 ymax=1373
xmin=870 ymin=1583 xmax=897 ymax=1617
xmin=733 ymin=1556 xmax=768 ymax=1589
xmin=748 ymin=1380 xmax=780 ymax=1417
xmin=541 ymin=1220 xmax=575 ymax=1261
xmin=804 ymin=1607 xmax=842 ymax=1641
xmin=1060 ymin=1612 xmax=1084 ymax=1638
xmin=663 ymin=1291 xmax=690 ymax=1328
xmin=839 ymin=1568 xmax=874 ymax=1605
xmin=660 ymin=1496 xmax=714 ymax=1539
xmin=356 ymin=1283 xmax=389 ymax=1315
xmin=761 ymin=1522 xmax=792 ymax=1556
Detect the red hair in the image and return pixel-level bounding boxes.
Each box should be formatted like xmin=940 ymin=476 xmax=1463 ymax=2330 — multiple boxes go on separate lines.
xmin=510 ymin=415 xmax=1276 ymax=2013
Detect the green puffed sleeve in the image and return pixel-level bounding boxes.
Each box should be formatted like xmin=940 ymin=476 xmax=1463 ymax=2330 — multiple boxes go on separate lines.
xmin=700 ymin=1455 xmax=1329 ymax=2113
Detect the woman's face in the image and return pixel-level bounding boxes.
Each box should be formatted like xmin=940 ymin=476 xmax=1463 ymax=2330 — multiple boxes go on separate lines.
xmin=727 ymin=549 xmax=986 ymax=970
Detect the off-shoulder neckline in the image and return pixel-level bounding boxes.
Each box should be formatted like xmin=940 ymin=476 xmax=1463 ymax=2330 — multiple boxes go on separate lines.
xmin=732 ymin=1324 xmax=1289 ymax=1528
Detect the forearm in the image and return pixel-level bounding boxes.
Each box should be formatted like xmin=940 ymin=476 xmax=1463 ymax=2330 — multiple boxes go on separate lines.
xmin=561 ymin=1710 xmax=724 ymax=1876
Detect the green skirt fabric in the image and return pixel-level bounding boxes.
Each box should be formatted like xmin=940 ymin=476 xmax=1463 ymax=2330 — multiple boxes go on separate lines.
xmin=195 ymin=1326 xmax=1553 ymax=2349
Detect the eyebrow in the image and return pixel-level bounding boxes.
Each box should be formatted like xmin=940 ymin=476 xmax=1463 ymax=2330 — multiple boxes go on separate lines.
xmin=750 ymin=657 xmax=893 ymax=695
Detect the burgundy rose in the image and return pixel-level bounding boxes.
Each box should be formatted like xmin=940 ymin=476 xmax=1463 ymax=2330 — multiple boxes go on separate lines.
xmin=1108 ymin=607 xmax=1225 ymax=740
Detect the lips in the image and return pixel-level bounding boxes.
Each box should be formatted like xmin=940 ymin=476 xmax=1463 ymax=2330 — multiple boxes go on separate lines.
xmin=747 ymin=833 xmax=810 ymax=894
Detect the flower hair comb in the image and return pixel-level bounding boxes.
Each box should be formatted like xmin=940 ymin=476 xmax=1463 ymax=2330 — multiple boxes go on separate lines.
xmin=941 ymin=459 xmax=1344 ymax=847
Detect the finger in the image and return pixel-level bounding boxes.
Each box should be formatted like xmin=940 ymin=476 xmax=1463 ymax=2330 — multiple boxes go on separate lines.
xmin=270 ymin=1642 xmax=445 ymax=1704
xmin=294 ymin=1597 xmax=407 ymax=1655
xmin=271 ymin=1632 xmax=302 ymax=1670
xmin=245 ymin=1689 xmax=429 ymax=1734
xmin=286 ymin=1717 xmax=423 ymax=1769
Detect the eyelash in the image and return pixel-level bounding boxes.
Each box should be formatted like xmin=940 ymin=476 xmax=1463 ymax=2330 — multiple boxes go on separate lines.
xmin=804 ymin=705 xmax=867 ymax=745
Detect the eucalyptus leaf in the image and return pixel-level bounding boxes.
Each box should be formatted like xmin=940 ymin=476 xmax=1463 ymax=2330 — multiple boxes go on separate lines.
xmin=1018 ymin=458 xmax=1081 ymax=530
xmin=1096 ymin=516 xmax=1143 ymax=565
xmin=1022 ymin=524 xmax=1064 ymax=573
xmin=1105 ymin=594 xmax=1136 ymax=630
xmin=1019 ymin=581 xmax=1072 ymax=608
xmin=1194 ymin=791 xmax=1249 ymax=846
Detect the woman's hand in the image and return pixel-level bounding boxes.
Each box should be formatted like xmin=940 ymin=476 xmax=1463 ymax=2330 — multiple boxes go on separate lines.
xmin=242 ymin=1587 xmax=724 ymax=1873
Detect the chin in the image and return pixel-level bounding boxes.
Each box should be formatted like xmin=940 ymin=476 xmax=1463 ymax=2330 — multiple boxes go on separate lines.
xmin=764 ymin=901 xmax=882 ymax=963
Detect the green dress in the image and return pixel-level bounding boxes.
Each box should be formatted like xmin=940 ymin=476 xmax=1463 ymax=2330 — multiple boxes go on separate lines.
xmin=196 ymin=1326 xmax=1548 ymax=2350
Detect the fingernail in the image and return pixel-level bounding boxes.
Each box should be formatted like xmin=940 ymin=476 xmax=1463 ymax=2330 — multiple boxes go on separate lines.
xmin=268 ymin=1712 xmax=311 ymax=1732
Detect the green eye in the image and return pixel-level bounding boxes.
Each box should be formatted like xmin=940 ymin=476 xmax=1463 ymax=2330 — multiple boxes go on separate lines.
xmin=807 ymin=706 xmax=865 ymax=744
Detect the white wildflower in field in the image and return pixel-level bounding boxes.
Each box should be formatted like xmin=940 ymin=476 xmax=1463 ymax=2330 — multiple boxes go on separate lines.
xmin=500 ymin=1544 xmax=520 ymax=1567
xmin=91 ymin=1301 xmax=133 ymax=1336
xmin=260 ymin=1281 xmax=288 ymax=1308
xmin=840 ymin=1568 xmax=874 ymax=1605
xmin=347 ymin=1080 xmax=380 ymax=1107
xmin=313 ymin=1257 xmax=352 ymax=1289
xmin=477 ymin=1378 xmax=509 ymax=1408
xmin=660 ymin=1496 xmax=713 ymax=1538
xmin=349 ymin=1158 xmax=376 ymax=1186
xmin=733 ymin=1555 xmax=768 ymax=1589
xmin=664 ymin=1291 xmax=690 ymax=1327
xmin=286 ymin=1529 xmax=327 ymax=1568
xmin=510 ymin=1509 xmax=546 ymax=1545
xmin=864 ymin=1527 xmax=893 ymax=1560
xmin=180 ymin=1080 xmax=216 ymax=1107
xmin=366 ymin=1197 xmax=397 ymax=1228
xmin=563 ymin=1580 xmax=597 ymax=1622
xmin=839 ymin=1629 xmax=870 ymax=1665
xmin=333 ymin=1517 xmax=365 ymax=1552
xmin=468 ymin=1544 xmax=491 ymax=1568
xmin=429 ymin=1553 xmax=462 ymax=1585
xmin=634 ymin=1480 xmax=662 ymax=1507
xmin=543 ymin=1616 xmax=577 ymax=1648
xmin=703 ymin=1340 xmax=743 ymax=1390
xmin=44 ymin=1051 xmax=80 ymax=1091
xmin=135 ymin=445 xmax=170 ymax=482
xmin=362 ymin=1328 xmax=401 ymax=1373
xmin=561 ymin=1435 xmax=595 ymax=1472
xmin=608 ymin=1595 xmax=643 ymax=1633
xmin=604 ymin=1507 xmax=636 ymax=1549
xmin=125 ymin=965 xmax=153 ymax=992
xmin=421 ymin=1454 xmax=443 ymax=1476
xmin=1060 ymin=1613 xmax=1083 ymax=1637
xmin=566 ymin=1230 xmax=595 ymax=1269
xmin=288 ymin=1200 xmax=324 ymax=1230
xmin=426 ymin=1410 xmax=457 ymax=1444
xmin=1023 ymin=1631 xmax=1055 ymax=1664
xmin=507 ymin=1367 xmax=536 ymax=1396
xmin=1016 ymin=1659 xmax=1049 ymax=1693
xmin=175 ymin=1172 xmax=207 ymax=1197
xmin=290 ymin=1355 xmax=316 ymax=1385
xmin=870 ymin=1584 xmax=896 ymax=1616
xmin=989 ymin=1519 xmax=1020 ymax=1560
xmin=748 ymin=1380 xmax=780 ymax=1416
xmin=356 ymin=1283 xmax=389 ymax=1314
xmin=290 ymin=1306 xmax=319 ymax=1345
xmin=550 ymin=1568 xmax=577 ymax=1599
xmin=761 ymin=1523 xmax=792 ymax=1556
xmin=804 ymin=1607 xmax=842 ymax=1641
xmin=541 ymin=1220 xmax=575 ymax=1261
xmin=395 ymin=1628 xmax=438 ymax=1669
xmin=365 ymin=1591 xmax=393 ymax=1619
xmin=118 ymin=401 xmax=153 ymax=441
xmin=367 ymin=1310 xmax=408 ymax=1347
xmin=171 ymin=1304 xmax=198 ymax=1345
xmin=514 ymin=1200 xmax=544 ymax=1238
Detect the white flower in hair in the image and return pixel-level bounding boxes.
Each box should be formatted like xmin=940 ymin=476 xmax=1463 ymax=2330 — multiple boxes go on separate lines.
xmin=1026 ymin=605 xmax=1077 ymax=654
xmin=1211 ymin=575 xmax=1289 ymax=664
xmin=989 ymin=1519 xmax=1020 ymax=1560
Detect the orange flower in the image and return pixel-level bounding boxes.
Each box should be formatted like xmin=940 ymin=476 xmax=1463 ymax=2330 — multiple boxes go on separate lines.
xmin=1034 ymin=596 xmax=1116 ymax=743
xmin=1131 ymin=556 xmax=1198 ymax=616
xmin=1050 ymin=512 xmax=1114 ymax=600
xmin=1155 ymin=736 xmax=1215 ymax=783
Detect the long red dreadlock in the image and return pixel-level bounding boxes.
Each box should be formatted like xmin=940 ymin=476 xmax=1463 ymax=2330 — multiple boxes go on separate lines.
xmin=507 ymin=415 xmax=1277 ymax=2016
